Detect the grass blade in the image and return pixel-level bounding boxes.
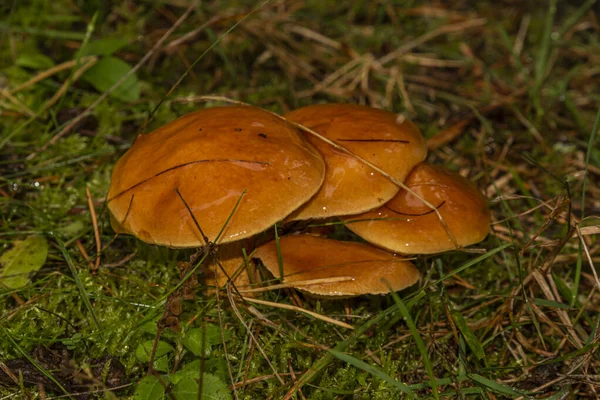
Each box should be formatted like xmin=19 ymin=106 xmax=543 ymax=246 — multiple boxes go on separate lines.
xmin=328 ymin=350 xmax=416 ymax=398
xmin=388 ymin=290 xmax=439 ymax=400
xmin=558 ymin=0 xmax=597 ymax=38
xmin=573 ymin=108 xmax=600 ymax=305
xmin=214 ymin=189 xmax=247 ymax=244
xmin=428 ymin=243 xmax=512 ymax=288
xmin=54 ymin=235 xmax=102 ymax=334
xmin=533 ymin=0 xmax=557 ymax=118
xmin=283 ymin=305 xmax=398 ymax=399
xmin=450 ymin=310 xmax=485 ymax=360
xmin=0 ymin=326 xmax=72 ymax=398
xmin=469 ymin=373 xmax=528 ymax=398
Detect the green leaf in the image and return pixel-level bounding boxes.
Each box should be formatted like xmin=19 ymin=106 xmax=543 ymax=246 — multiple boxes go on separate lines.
xmin=182 ymin=329 xmax=210 ymax=357
xmin=205 ymin=324 xmax=232 ymax=344
xmin=54 ymin=236 xmax=103 ymax=334
xmin=329 ymin=350 xmax=415 ymax=397
xmin=79 ymin=38 xmax=129 ymax=56
xmin=173 ymin=374 xmax=232 ymax=400
xmin=0 ymin=236 xmax=48 ymax=288
xmin=170 ymin=360 xmax=200 ymax=385
xmin=173 ymin=378 xmax=198 ymax=399
xmin=182 ymin=325 xmax=231 ymax=356
xmin=16 ymin=53 xmax=55 ymax=69
xmin=450 ymin=310 xmax=485 ymax=360
xmin=531 ymin=297 xmax=571 ymax=309
xmin=134 ymin=375 xmax=166 ymax=400
xmin=135 ymin=340 xmax=174 ymax=362
xmin=82 ymin=56 xmax=140 ymax=102
xmin=153 ymin=354 xmax=171 ymax=373
xmin=469 ymin=373 xmax=527 ymax=397
xmin=140 ymin=319 xmax=160 ymax=335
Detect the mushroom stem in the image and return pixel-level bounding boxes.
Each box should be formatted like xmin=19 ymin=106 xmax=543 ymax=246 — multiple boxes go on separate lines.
xmin=194 ymin=95 xmax=460 ymax=250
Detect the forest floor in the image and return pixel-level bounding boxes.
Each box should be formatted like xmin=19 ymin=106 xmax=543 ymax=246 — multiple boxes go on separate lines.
xmin=1 ymin=1 xmax=599 ymax=399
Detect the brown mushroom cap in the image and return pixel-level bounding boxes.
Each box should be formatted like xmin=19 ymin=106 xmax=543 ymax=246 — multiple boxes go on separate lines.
xmin=107 ymin=106 xmax=325 ymax=247
xmin=284 ymin=104 xmax=427 ymax=220
xmin=253 ymin=235 xmax=419 ymax=297
xmin=342 ymin=163 xmax=491 ymax=254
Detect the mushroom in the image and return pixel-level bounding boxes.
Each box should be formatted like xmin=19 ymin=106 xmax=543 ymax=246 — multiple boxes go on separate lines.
xmin=283 ymin=104 xmax=427 ymax=220
xmin=253 ymin=235 xmax=419 ymax=297
xmin=341 ymin=162 xmax=491 ymax=254
xmin=106 ymin=106 xmax=326 ymax=248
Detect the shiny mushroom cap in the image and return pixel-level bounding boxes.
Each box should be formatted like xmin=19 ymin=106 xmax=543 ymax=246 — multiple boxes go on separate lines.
xmin=107 ymin=106 xmax=326 ymax=247
xmin=284 ymin=104 xmax=427 ymax=220
xmin=253 ymin=235 xmax=419 ymax=297
xmin=342 ymin=163 xmax=491 ymax=254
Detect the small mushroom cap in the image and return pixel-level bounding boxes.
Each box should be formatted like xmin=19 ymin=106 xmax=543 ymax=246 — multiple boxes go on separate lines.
xmin=342 ymin=163 xmax=491 ymax=254
xmin=253 ymin=235 xmax=419 ymax=297
xmin=284 ymin=104 xmax=427 ymax=220
xmin=107 ymin=106 xmax=325 ymax=247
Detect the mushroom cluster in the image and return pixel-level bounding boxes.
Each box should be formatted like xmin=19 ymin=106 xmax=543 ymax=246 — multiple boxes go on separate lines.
xmin=107 ymin=104 xmax=490 ymax=298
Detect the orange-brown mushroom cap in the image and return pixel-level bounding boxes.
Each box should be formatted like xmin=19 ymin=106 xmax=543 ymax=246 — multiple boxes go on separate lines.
xmin=284 ymin=104 xmax=427 ymax=220
xmin=342 ymin=163 xmax=491 ymax=254
xmin=107 ymin=106 xmax=325 ymax=247
xmin=253 ymin=235 xmax=419 ymax=297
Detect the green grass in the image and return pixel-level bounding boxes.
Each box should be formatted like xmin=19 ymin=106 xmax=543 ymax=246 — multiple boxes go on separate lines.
xmin=1 ymin=1 xmax=599 ymax=399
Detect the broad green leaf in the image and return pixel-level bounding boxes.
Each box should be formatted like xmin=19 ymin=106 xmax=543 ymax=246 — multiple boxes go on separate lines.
xmin=135 ymin=340 xmax=174 ymax=362
xmin=170 ymin=360 xmax=201 ymax=385
xmin=182 ymin=329 xmax=210 ymax=357
xmin=0 ymin=236 xmax=48 ymax=289
xmin=173 ymin=378 xmax=198 ymax=399
xmin=329 ymin=350 xmax=415 ymax=397
xmin=182 ymin=325 xmax=231 ymax=356
xmin=153 ymin=354 xmax=170 ymax=373
xmin=80 ymin=38 xmax=129 ymax=56
xmin=140 ymin=320 xmax=159 ymax=335
xmin=205 ymin=324 xmax=232 ymax=344
xmin=173 ymin=374 xmax=232 ymax=400
xmin=82 ymin=56 xmax=140 ymax=102
xmin=134 ymin=375 xmax=165 ymax=400
xmin=451 ymin=310 xmax=485 ymax=360
xmin=16 ymin=53 xmax=55 ymax=69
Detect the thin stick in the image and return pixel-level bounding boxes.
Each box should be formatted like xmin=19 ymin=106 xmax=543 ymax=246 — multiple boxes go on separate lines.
xmin=237 ymin=296 xmax=355 ymax=330
xmin=28 ymin=4 xmax=197 ymax=159
xmin=75 ymin=240 xmax=94 ymax=270
xmin=85 ymin=187 xmax=101 ymax=273
xmin=164 ymin=15 xmax=222 ymax=51
xmin=378 ymin=18 xmax=486 ymax=65
xmin=231 ymin=373 xmax=293 ymax=390
xmin=40 ymin=56 xmax=98 ymax=112
xmin=237 ymin=277 xmax=355 ymax=293
xmin=576 ymin=224 xmax=600 ymax=291
xmin=174 ymin=187 xmax=209 ymax=245
xmin=6 ymin=56 xmax=97 ymax=94
xmin=1 ymin=89 xmax=36 ymax=117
